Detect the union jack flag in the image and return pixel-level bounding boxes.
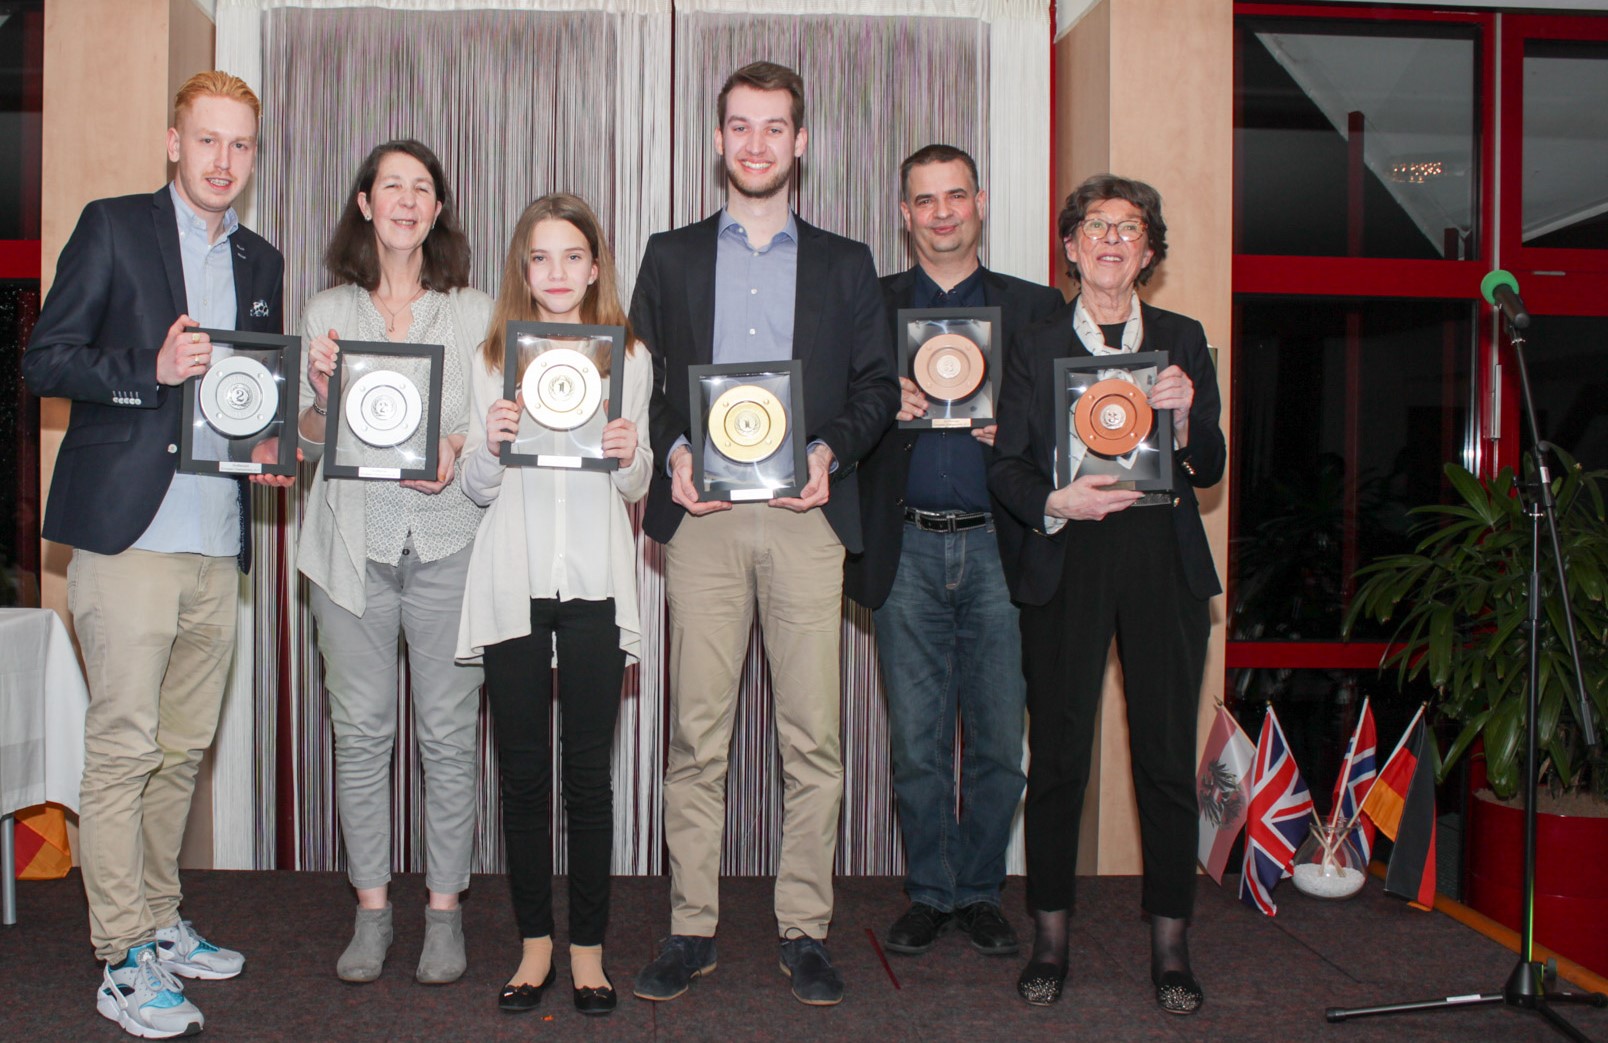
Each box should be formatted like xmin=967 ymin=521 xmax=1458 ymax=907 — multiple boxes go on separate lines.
xmin=1330 ymin=697 xmax=1379 ymax=864
xmin=1239 ymin=706 xmax=1313 ymax=916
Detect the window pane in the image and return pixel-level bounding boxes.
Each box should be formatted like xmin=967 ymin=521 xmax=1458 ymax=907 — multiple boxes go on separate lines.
xmin=2 ymin=279 xmax=40 ymax=606
xmin=1515 ymin=315 xmax=1608 ymax=473
xmin=1236 ymin=19 xmax=1479 ymax=259
xmin=1522 ymin=40 xmax=1608 ymax=250
xmin=0 ymin=2 xmax=43 ymax=240
xmin=1231 ymin=299 xmax=1475 ymax=641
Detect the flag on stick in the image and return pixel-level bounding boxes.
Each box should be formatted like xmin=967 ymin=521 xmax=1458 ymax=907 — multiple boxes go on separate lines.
xmin=1361 ymin=704 xmax=1438 ymax=910
xmin=1197 ymin=703 xmax=1257 ymax=884
xmin=1329 ymin=697 xmax=1379 ymax=864
xmin=1239 ymin=706 xmax=1313 ymax=916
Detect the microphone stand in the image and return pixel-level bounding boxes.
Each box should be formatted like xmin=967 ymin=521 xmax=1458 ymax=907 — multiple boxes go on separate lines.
xmin=1325 ymin=316 xmax=1606 ymax=1038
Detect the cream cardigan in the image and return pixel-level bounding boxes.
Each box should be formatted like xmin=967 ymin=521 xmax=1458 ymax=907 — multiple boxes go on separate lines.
xmin=296 ymin=284 xmax=494 ymax=617
xmin=454 ymin=340 xmax=652 ymax=665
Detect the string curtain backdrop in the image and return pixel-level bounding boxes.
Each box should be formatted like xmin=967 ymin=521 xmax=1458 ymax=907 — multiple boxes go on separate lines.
xmin=209 ymin=0 xmax=1049 ymax=880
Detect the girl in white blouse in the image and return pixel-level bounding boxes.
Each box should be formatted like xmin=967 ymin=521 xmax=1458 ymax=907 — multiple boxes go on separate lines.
xmin=456 ymin=194 xmax=651 ymax=1016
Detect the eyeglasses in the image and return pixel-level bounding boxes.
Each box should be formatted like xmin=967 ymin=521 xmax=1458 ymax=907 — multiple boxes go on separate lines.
xmin=1077 ymin=218 xmax=1146 ymax=242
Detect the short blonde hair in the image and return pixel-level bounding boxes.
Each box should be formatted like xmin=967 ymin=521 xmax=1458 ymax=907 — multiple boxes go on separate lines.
xmin=173 ymin=70 xmax=261 ymax=124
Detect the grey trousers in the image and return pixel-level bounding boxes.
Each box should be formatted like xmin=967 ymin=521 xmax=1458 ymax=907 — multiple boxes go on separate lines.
xmin=309 ymin=540 xmax=482 ymax=895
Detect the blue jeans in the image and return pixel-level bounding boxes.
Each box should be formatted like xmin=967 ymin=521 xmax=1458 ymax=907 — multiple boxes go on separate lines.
xmin=873 ymin=521 xmax=1027 ymax=911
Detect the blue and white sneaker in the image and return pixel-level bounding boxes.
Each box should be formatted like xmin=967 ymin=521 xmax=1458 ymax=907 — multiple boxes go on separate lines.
xmin=96 ymin=942 xmax=203 ymax=1039
xmin=155 ymin=920 xmax=245 ymax=980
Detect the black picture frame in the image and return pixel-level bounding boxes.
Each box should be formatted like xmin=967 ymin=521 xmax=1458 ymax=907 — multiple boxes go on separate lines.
xmin=322 ymin=340 xmax=445 ymax=482
xmin=687 ymin=360 xmax=807 ymax=502
xmin=179 ymin=328 xmax=301 ymax=477
xmin=1053 ymin=349 xmax=1172 ymax=493
xmin=499 ymin=322 xmax=626 ymax=471
xmin=897 ymin=306 xmax=1003 ymax=429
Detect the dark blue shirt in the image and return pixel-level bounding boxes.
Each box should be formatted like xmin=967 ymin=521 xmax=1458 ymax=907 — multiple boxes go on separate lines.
xmin=904 ymin=265 xmax=991 ymax=513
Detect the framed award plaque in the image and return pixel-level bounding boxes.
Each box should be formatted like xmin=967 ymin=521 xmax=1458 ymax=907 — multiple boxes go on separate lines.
xmin=687 ymin=360 xmax=807 ymax=502
xmin=179 ymin=328 xmax=300 ymax=477
xmin=500 ymin=321 xmax=625 ymax=471
xmin=897 ymin=306 xmax=1002 ymax=429
xmin=1053 ymin=350 xmax=1172 ymax=493
xmin=322 ymin=340 xmax=445 ymax=482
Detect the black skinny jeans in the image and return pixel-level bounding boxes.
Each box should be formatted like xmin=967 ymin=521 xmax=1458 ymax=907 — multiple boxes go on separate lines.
xmin=483 ymin=597 xmax=623 ymax=945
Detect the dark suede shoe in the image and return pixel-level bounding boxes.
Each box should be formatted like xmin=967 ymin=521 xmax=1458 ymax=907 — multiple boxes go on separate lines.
xmin=632 ymin=935 xmax=717 ymax=1002
xmin=778 ymin=936 xmax=843 ymax=1006
xmin=883 ymin=902 xmax=953 ymax=955
xmin=956 ymin=902 xmax=1019 ymax=955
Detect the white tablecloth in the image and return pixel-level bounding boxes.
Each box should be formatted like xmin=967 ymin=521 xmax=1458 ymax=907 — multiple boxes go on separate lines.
xmin=0 ymin=607 xmax=88 ymax=817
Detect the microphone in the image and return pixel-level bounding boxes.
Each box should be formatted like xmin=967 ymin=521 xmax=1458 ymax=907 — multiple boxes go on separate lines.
xmin=1480 ymin=269 xmax=1531 ymax=330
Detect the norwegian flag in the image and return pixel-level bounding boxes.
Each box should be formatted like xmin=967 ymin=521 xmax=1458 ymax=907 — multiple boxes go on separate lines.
xmin=1329 ymin=697 xmax=1379 ymax=864
xmin=1239 ymin=706 xmax=1313 ymax=916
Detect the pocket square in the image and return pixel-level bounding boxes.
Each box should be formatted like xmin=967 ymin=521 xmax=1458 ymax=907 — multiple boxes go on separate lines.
xmin=250 ymin=299 xmax=271 ymax=318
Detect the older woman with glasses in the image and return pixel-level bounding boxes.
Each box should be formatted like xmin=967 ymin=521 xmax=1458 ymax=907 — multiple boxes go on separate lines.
xmin=989 ymin=174 xmax=1224 ymax=1014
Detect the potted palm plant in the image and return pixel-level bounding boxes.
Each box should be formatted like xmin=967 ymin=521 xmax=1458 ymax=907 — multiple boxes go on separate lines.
xmin=1343 ymin=451 xmax=1608 ymax=974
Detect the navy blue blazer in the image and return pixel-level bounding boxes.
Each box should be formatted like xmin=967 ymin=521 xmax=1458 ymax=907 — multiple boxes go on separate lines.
xmin=843 ymin=265 xmax=1063 ymax=610
xmin=23 ymin=187 xmax=285 ymax=572
xmin=629 ymin=213 xmax=899 ymax=552
xmin=988 ymin=299 xmax=1225 ymax=607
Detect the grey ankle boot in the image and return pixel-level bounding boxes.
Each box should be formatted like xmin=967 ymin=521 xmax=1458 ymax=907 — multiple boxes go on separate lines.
xmin=416 ymin=906 xmax=466 ymax=984
xmin=337 ymin=904 xmax=393 ymax=983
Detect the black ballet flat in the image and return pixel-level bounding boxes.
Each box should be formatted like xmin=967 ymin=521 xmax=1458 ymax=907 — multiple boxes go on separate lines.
xmin=1016 ymin=961 xmax=1067 ymax=1006
xmin=572 ymin=977 xmax=617 ymax=1016
xmin=1153 ymin=969 xmax=1204 ymax=1015
xmin=498 ymin=963 xmax=557 ymax=1012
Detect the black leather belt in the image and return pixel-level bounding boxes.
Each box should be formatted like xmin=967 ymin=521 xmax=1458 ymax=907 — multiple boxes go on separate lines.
xmin=904 ymin=508 xmax=990 ymax=533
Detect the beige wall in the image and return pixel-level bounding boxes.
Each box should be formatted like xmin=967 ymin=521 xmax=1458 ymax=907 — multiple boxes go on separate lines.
xmin=39 ymin=0 xmax=217 ymax=864
xmin=1053 ymin=0 xmax=1233 ymax=875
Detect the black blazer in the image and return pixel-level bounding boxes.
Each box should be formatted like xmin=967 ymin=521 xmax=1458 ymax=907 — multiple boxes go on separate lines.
xmin=843 ymin=266 xmax=1063 ymax=609
xmin=630 ymin=213 xmax=899 ymax=551
xmin=23 ymin=187 xmax=285 ymax=572
xmin=988 ymin=299 xmax=1225 ymax=607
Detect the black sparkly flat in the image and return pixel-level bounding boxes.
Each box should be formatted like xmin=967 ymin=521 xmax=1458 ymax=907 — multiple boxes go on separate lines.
xmin=498 ymin=963 xmax=557 ymax=1012
xmin=1016 ymin=961 xmax=1067 ymax=1006
xmin=572 ymin=980 xmax=617 ymax=1016
xmin=1153 ymin=969 xmax=1204 ymax=1015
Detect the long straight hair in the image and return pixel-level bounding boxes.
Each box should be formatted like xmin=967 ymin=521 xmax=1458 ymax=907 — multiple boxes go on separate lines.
xmin=482 ymin=194 xmax=633 ymax=379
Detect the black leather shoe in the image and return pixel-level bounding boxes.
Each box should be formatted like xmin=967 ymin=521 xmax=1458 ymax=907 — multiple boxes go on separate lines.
xmin=883 ymin=903 xmax=953 ymax=955
xmin=1153 ymin=969 xmax=1204 ymax=1015
xmin=1016 ymin=960 xmax=1067 ymax=1006
xmin=573 ymin=976 xmax=617 ymax=1016
xmin=956 ymin=903 xmax=1019 ymax=955
xmin=498 ymin=963 xmax=557 ymax=1012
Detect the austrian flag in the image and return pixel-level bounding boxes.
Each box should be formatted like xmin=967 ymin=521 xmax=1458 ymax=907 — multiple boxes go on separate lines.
xmin=1239 ymin=706 xmax=1313 ymax=916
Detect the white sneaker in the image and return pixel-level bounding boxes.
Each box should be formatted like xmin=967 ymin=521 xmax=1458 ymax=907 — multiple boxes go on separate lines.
xmin=96 ymin=943 xmax=204 ymax=1039
xmin=155 ymin=920 xmax=245 ymax=980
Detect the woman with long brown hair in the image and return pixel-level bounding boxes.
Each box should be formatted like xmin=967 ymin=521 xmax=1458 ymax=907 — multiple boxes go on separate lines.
xmin=456 ymin=193 xmax=651 ymax=1016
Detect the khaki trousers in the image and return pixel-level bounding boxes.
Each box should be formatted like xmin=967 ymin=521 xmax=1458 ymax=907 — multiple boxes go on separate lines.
xmin=663 ymin=505 xmax=845 ymax=939
xmin=68 ymin=548 xmax=238 ymax=962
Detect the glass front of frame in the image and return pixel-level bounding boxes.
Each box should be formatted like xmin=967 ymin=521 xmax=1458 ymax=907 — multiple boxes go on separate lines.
xmin=180 ymin=329 xmax=301 ymax=477
xmin=501 ymin=322 xmax=624 ymax=471
xmin=1053 ymin=351 xmax=1171 ymax=493
xmin=688 ymin=361 xmax=806 ymax=502
xmin=897 ymin=306 xmax=1001 ymax=429
xmin=323 ymin=340 xmax=444 ymax=481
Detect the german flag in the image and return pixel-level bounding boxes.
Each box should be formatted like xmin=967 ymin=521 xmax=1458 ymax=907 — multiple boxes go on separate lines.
xmin=1360 ymin=705 xmax=1436 ymax=910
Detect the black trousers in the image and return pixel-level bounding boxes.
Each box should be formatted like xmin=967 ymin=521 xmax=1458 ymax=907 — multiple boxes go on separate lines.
xmin=483 ymin=597 xmax=623 ymax=944
xmin=1017 ymin=506 xmax=1208 ymax=919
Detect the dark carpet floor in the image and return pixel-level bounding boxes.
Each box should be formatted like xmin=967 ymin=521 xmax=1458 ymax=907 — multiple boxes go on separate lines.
xmin=5 ymin=869 xmax=1605 ymax=1041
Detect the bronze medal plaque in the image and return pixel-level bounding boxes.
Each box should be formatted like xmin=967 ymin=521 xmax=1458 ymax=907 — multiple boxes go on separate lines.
xmin=708 ymin=384 xmax=788 ymax=463
xmin=912 ymin=333 xmax=987 ymax=403
xmin=1073 ymin=377 xmax=1153 ymax=456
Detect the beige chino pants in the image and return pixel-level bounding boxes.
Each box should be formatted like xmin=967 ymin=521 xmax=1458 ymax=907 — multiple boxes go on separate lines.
xmin=68 ymin=548 xmax=238 ymax=963
xmin=663 ymin=505 xmax=845 ymax=940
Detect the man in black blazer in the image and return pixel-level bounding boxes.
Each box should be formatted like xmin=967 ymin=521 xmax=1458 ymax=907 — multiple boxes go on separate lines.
xmin=844 ymin=146 xmax=1062 ymax=960
xmin=630 ymin=62 xmax=897 ymax=1008
xmin=23 ymin=72 xmax=286 ymax=1041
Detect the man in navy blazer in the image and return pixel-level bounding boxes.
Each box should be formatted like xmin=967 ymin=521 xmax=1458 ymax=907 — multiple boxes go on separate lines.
xmin=23 ymin=71 xmax=286 ymax=1041
xmin=845 ymin=145 xmax=1062 ymax=961
xmin=630 ymin=62 xmax=897 ymax=1008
